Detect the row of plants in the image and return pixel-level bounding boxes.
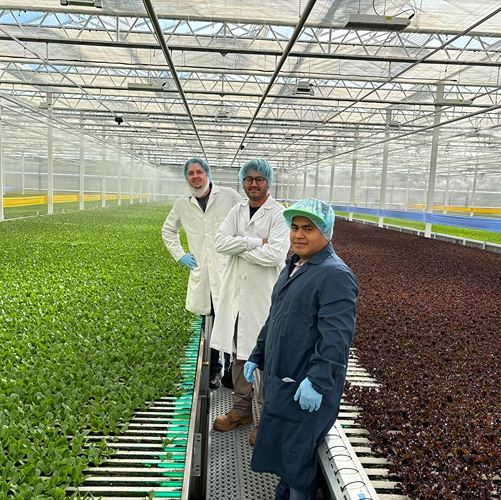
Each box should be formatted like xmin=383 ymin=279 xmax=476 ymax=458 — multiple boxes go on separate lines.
xmin=333 ymin=219 xmax=501 ymax=498
xmin=3 ymin=200 xmax=112 ymax=219
xmin=5 ymin=204 xmax=500 ymax=245
xmin=339 ymin=212 xmax=501 ymax=245
xmin=0 ymin=202 xmax=194 ymax=498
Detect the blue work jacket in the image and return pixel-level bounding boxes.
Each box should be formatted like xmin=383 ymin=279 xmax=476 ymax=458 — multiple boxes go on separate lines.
xmin=248 ymin=243 xmax=359 ymax=492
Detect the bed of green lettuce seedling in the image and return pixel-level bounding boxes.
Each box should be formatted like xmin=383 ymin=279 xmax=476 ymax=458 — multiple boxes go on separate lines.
xmin=0 ymin=202 xmax=195 ymax=498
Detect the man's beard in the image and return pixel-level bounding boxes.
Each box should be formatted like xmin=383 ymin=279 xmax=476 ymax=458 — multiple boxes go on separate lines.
xmin=189 ymin=178 xmax=210 ymax=198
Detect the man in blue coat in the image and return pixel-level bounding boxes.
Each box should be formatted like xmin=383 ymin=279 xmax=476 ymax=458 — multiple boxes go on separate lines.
xmin=244 ymin=198 xmax=359 ymax=500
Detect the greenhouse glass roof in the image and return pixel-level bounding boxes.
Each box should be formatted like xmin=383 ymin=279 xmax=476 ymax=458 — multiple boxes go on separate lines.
xmin=0 ymin=0 xmax=500 ymax=178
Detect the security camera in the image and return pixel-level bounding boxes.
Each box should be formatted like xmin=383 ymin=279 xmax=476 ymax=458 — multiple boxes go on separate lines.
xmin=115 ymin=116 xmax=124 ymax=125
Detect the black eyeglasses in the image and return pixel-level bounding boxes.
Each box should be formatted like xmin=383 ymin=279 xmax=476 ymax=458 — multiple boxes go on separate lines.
xmin=243 ymin=176 xmax=266 ymax=185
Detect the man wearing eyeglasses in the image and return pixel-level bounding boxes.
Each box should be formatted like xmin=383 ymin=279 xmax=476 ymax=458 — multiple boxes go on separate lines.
xmin=211 ymin=158 xmax=290 ymax=443
xmin=162 ymin=158 xmax=242 ymax=389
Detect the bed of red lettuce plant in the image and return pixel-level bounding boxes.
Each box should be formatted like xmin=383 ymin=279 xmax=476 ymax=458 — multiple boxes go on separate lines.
xmin=333 ymin=219 xmax=501 ymax=499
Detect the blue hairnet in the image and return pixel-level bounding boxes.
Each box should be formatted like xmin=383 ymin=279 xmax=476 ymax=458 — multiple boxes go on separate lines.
xmin=183 ymin=157 xmax=212 ymax=183
xmin=238 ymin=158 xmax=273 ymax=188
xmin=283 ymin=198 xmax=335 ymax=241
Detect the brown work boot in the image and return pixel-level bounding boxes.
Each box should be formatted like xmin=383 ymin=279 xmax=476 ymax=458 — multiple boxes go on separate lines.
xmin=214 ymin=410 xmax=253 ymax=431
xmin=249 ymin=426 xmax=258 ymax=446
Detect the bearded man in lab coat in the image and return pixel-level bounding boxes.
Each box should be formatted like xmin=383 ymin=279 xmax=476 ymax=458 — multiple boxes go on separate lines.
xmin=211 ymin=158 xmax=290 ymax=440
xmin=162 ymin=157 xmax=242 ymax=389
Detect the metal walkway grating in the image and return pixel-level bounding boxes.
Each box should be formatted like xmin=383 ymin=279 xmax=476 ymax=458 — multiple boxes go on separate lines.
xmin=207 ymin=385 xmax=278 ymax=499
xmin=68 ymin=323 xmax=201 ymax=499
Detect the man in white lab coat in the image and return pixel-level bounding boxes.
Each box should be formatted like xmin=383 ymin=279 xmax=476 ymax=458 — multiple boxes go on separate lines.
xmin=211 ymin=159 xmax=290 ymax=440
xmin=162 ymin=158 xmax=242 ymax=388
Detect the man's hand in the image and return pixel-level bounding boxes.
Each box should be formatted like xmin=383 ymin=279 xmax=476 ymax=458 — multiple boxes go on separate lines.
xmin=179 ymin=254 xmax=197 ymax=270
xmin=294 ymin=378 xmax=322 ymax=412
xmin=244 ymin=361 xmax=258 ymax=383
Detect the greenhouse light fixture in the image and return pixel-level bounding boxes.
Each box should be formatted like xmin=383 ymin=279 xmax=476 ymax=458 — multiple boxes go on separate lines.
xmin=386 ymin=120 xmax=401 ymax=130
xmin=215 ymin=107 xmax=231 ymax=120
xmin=127 ymin=82 xmax=166 ymax=91
xmin=294 ymin=80 xmax=315 ymax=96
xmin=342 ymin=14 xmax=410 ymax=31
xmin=60 ymin=0 xmax=103 ymax=8
xmin=434 ymin=99 xmax=473 ymax=106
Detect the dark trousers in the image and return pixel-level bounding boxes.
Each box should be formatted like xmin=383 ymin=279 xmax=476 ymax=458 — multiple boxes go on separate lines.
xmin=210 ymin=349 xmax=231 ymax=377
xmin=275 ymin=480 xmax=317 ymax=500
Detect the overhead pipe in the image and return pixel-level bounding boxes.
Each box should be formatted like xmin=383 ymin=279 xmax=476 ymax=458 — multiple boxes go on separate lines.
xmin=142 ymin=0 xmax=208 ymax=161
xmin=230 ymin=0 xmax=319 ymax=166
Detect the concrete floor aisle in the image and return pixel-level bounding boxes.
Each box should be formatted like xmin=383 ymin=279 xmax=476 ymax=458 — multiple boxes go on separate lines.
xmin=207 ymin=385 xmax=278 ymax=499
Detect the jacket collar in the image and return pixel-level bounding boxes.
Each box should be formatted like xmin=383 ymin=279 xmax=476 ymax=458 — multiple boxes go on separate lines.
xmin=241 ymin=193 xmax=275 ymax=210
xmin=243 ymin=194 xmax=275 ymax=223
xmin=287 ymin=243 xmax=333 ymax=277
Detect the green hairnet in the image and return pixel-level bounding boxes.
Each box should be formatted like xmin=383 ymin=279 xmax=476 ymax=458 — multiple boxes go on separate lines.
xmin=238 ymin=158 xmax=273 ymax=188
xmin=183 ymin=157 xmax=212 ymax=183
xmin=283 ymin=198 xmax=335 ymax=241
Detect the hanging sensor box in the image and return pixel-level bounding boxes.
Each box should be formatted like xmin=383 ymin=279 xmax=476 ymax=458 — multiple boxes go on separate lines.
xmin=343 ymin=14 xmax=410 ymax=31
xmin=434 ymin=99 xmax=473 ymax=106
xmin=60 ymin=0 xmax=103 ymax=7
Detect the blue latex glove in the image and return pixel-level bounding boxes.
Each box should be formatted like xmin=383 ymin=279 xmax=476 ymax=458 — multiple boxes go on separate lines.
xmin=294 ymin=378 xmax=322 ymax=412
xmin=244 ymin=361 xmax=258 ymax=383
xmin=179 ymin=254 xmax=197 ymax=270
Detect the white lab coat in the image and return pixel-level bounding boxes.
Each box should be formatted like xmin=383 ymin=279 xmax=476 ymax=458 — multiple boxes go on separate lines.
xmin=210 ymin=196 xmax=290 ymax=360
xmin=162 ymin=184 xmax=242 ymax=315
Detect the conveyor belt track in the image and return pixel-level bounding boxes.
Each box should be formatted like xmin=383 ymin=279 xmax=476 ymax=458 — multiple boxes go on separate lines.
xmin=67 ymin=324 xmax=202 ymax=499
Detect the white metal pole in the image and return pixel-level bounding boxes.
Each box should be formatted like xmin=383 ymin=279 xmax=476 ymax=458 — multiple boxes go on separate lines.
xmin=470 ymin=160 xmax=478 ymax=217
xmin=314 ymin=155 xmax=319 ymax=198
xmin=130 ymin=157 xmax=134 ymax=204
xmin=302 ymin=150 xmax=308 ymax=198
xmin=279 ymin=162 xmax=284 ymax=201
xmin=139 ymin=162 xmax=144 ymax=204
xmin=47 ymin=97 xmax=54 ymax=215
xmin=286 ymin=158 xmax=290 ymax=202
xmin=101 ymin=128 xmax=107 ymax=208
xmin=0 ymin=102 xmax=4 ymax=221
xmin=153 ymin=169 xmax=157 ymax=202
xmin=117 ymin=137 xmax=122 ymax=206
xmin=349 ymin=129 xmax=359 ymax=221
xmin=425 ymin=83 xmax=444 ymax=237
xmin=79 ymin=115 xmax=85 ymax=210
xmin=21 ymin=154 xmax=25 ymax=196
xmin=329 ymin=153 xmax=335 ymax=204
xmin=443 ymin=164 xmax=450 ymax=214
xmin=379 ymin=110 xmax=391 ymax=227
xmin=405 ymin=169 xmax=410 ymax=208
